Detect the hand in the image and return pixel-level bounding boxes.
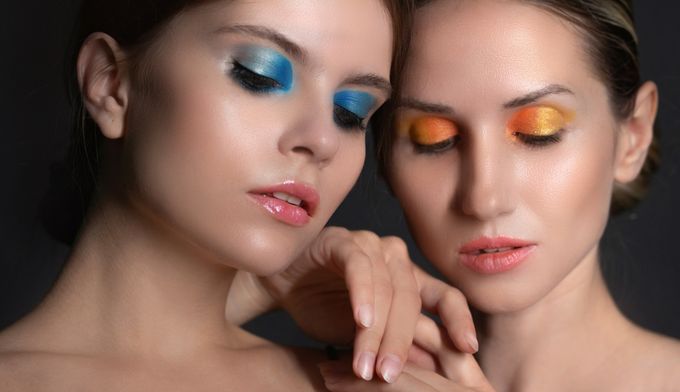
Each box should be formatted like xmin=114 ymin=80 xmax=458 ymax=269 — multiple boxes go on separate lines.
xmin=320 ymin=317 xmax=493 ymax=392
xmin=226 ymin=227 xmax=478 ymax=383
xmin=319 ymin=358 xmax=494 ymax=392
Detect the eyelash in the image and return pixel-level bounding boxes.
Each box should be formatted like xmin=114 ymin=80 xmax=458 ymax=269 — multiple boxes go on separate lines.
xmin=334 ymin=105 xmax=368 ymax=132
xmin=414 ymin=135 xmax=461 ymax=155
xmin=512 ymin=131 xmax=563 ymax=148
xmin=231 ymin=60 xmax=370 ymax=132
xmin=413 ymin=130 xmax=562 ymax=156
xmin=230 ymin=61 xmax=282 ymax=93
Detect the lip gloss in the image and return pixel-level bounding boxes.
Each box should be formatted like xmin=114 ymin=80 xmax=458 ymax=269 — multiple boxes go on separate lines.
xmin=459 ymin=236 xmax=536 ymax=274
xmin=249 ymin=182 xmax=319 ymax=227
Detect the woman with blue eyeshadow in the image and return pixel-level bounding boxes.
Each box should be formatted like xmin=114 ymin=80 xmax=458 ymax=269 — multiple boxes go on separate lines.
xmin=0 ymin=0 xmax=478 ymax=390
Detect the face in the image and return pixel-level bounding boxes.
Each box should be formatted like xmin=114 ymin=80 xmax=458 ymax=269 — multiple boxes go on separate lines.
xmin=120 ymin=0 xmax=393 ymax=275
xmin=390 ymin=0 xmax=625 ymax=313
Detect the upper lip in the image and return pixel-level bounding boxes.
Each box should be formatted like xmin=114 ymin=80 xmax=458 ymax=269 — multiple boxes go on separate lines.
xmin=249 ymin=181 xmax=320 ymax=217
xmin=459 ymin=236 xmax=535 ymax=255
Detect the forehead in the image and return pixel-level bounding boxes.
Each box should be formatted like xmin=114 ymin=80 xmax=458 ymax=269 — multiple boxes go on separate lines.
xmin=168 ymin=0 xmax=394 ymax=72
xmin=405 ymin=0 xmax=597 ymax=105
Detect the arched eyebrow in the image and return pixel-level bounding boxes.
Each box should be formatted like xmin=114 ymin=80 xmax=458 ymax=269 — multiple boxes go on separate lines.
xmin=212 ymin=24 xmax=308 ymax=64
xmin=213 ymin=25 xmax=391 ymax=95
xmin=503 ymin=84 xmax=574 ymax=109
xmin=342 ymin=74 xmax=392 ymax=96
xmin=396 ymin=97 xmax=455 ymax=116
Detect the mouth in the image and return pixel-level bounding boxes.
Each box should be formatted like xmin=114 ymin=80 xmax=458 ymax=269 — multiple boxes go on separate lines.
xmin=468 ymin=246 xmax=522 ymax=255
xmin=459 ymin=236 xmax=536 ymax=274
xmin=249 ymin=181 xmax=320 ymax=227
xmin=263 ymin=191 xmax=307 ymax=211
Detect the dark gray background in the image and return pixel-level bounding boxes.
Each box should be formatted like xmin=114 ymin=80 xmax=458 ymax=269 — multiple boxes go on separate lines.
xmin=1 ymin=1 xmax=679 ymax=347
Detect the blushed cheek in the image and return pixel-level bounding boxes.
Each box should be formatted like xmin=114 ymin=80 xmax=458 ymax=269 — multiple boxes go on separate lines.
xmin=527 ymin=136 xmax=615 ymax=257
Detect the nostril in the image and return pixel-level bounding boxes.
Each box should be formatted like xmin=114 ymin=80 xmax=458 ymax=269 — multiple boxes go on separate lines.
xmin=291 ymin=146 xmax=314 ymax=156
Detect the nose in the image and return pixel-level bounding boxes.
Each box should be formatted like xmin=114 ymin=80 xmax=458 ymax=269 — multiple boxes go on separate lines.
xmin=277 ymin=98 xmax=340 ymax=168
xmin=457 ymin=131 xmax=516 ymax=220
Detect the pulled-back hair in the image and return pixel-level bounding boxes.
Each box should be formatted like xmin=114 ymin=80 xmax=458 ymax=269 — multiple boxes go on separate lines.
xmin=373 ymin=0 xmax=658 ymax=214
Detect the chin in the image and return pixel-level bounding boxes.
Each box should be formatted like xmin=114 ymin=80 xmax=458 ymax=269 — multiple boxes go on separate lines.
xmin=453 ymin=276 xmax=553 ymax=315
xmin=209 ymin=227 xmax=313 ymax=276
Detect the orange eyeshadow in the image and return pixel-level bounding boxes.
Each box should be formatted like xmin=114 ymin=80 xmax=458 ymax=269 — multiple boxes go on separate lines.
xmin=405 ymin=117 xmax=459 ymax=145
xmin=507 ymin=106 xmax=572 ymax=137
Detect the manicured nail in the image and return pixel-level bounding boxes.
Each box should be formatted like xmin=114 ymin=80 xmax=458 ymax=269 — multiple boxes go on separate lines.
xmin=466 ymin=331 xmax=479 ymax=352
xmin=379 ymin=354 xmax=402 ymax=383
xmin=356 ymin=352 xmax=376 ymax=381
xmin=357 ymin=304 xmax=373 ymax=328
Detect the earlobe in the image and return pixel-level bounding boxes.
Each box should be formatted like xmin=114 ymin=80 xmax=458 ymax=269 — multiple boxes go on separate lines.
xmin=77 ymin=33 xmax=130 ymax=140
xmin=614 ymin=81 xmax=658 ymax=183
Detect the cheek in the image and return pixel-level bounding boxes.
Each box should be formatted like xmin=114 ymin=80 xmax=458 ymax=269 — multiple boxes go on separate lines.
xmin=389 ymin=148 xmax=457 ymax=255
xmin=522 ymin=128 xmax=616 ymax=254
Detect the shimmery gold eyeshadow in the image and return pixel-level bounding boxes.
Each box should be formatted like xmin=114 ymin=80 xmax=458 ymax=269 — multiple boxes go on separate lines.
xmin=405 ymin=117 xmax=459 ymax=145
xmin=507 ymin=106 xmax=572 ymax=137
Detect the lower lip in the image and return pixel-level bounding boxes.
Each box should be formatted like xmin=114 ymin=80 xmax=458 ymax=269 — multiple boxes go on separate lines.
xmin=249 ymin=194 xmax=310 ymax=227
xmin=459 ymin=245 xmax=536 ymax=274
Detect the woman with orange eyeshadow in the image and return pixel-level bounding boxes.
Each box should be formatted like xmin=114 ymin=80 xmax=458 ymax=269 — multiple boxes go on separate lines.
xmin=319 ymin=0 xmax=680 ymax=391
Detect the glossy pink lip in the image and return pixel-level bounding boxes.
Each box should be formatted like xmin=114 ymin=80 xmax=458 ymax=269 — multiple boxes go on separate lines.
xmin=249 ymin=181 xmax=319 ymax=227
xmin=459 ymin=236 xmax=536 ymax=274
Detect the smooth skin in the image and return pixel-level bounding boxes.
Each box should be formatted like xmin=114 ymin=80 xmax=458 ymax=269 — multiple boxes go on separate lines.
xmin=0 ymin=1 xmax=435 ymax=390
xmin=319 ymin=1 xmax=680 ymax=391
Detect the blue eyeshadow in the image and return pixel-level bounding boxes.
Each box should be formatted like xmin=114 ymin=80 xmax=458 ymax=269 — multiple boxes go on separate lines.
xmin=234 ymin=46 xmax=294 ymax=92
xmin=334 ymin=90 xmax=376 ymax=118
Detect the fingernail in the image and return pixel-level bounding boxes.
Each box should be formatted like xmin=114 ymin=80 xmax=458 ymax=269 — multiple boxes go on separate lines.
xmin=357 ymin=304 xmax=373 ymax=328
xmin=379 ymin=354 xmax=402 ymax=384
xmin=356 ymin=352 xmax=376 ymax=381
xmin=466 ymin=331 xmax=479 ymax=352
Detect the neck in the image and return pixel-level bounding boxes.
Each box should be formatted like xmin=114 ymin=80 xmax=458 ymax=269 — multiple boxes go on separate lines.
xmin=31 ymin=194 xmax=247 ymax=359
xmin=477 ymin=247 xmax=636 ymax=391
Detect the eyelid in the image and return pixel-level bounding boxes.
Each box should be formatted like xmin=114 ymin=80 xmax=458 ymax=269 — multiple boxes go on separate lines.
xmin=334 ymin=90 xmax=377 ymax=119
xmin=232 ymin=45 xmax=294 ymax=91
xmin=507 ymin=106 xmax=573 ymax=136
xmin=404 ymin=116 xmax=459 ymax=145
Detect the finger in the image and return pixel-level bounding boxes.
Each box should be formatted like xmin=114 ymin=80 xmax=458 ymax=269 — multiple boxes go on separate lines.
xmin=375 ymin=237 xmax=421 ymax=384
xmin=403 ymin=363 xmax=489 ymax=392
xmin=413 ymin=314 xmax=443 ymax=354
xmin=406 ymin=359 xmax=493 ymax=392
xmin=311 ymin=228 xmax=376 ymax=329
xmin=414 ymin=267 xmax=478 ymax=353
xmin=411 ymin=320 xmax=490 ymax=390
xmin=350 ymin=231 xmax=394 ymax=381
xmin=406 ymin=343 xmax=438 ymax=372
xmin=320 ymin=361 xmax=441 ymax=392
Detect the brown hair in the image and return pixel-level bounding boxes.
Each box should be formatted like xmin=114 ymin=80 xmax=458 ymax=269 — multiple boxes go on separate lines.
xmin=373 ymin=0 xmax=658 ymax=214
xmin=66 ymin=0 xmax=414 ymax=216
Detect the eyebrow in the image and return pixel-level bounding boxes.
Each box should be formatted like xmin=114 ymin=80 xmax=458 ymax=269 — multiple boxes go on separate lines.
xmin=342 ymin=74 xmax=392 ymax=96
xmin=214 ymin=25 xmax=391 ymax=95
xmin=503 ymin=84 xmax=574 ymax=109
xmin=212 ymin=24 xmax=308 ymax=64
xmin=397 ymin=98 xmax=455 ymax=116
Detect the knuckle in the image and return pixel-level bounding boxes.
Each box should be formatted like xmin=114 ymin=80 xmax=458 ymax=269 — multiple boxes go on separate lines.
xmin=354 ymin=230 xmax=382 ymax=246
xmin=382 ymin=236 xmax=409 ymax=254
xmin=442 ymin=289 xmax=466 ymax=307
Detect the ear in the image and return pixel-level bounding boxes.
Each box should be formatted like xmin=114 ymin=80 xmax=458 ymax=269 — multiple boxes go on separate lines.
xmin=77 ymin=33 xmax=130 ymax=140
xmin=614 ymin=81 xmax=658 ymax=184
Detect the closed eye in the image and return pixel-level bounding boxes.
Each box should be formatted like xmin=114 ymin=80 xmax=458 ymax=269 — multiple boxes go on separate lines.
xmin=333 ymin=104 xmax=366 ymax=132
xmin=230 ymin=61 xmax=283 ymax=93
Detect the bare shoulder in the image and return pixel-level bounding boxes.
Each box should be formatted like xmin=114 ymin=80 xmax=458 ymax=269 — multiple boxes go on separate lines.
xmin=224 ymin=340 xmax=328 ymax=391
xmin=619 ymin=328 xmax=680 ymax=391
xmin=0 ymin=350 xmax=94 ymax=392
